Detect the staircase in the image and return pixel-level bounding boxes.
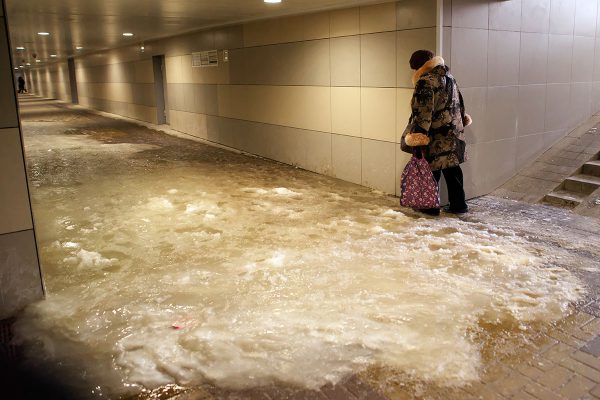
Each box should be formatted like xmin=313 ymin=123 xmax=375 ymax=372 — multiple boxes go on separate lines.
xmin=544 ymin=154 xmax=600 ymax=208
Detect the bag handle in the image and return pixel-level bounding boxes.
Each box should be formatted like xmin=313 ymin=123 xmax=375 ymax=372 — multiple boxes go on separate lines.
xmin=413 ymin=146 xmax=425 ymax=159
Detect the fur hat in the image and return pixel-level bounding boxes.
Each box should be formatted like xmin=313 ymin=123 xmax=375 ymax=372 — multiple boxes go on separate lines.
xmin=409 ymin=50 xmax=434 ymax=70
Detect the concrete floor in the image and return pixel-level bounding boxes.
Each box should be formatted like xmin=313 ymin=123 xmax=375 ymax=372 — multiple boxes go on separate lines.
xmin=14 ymin=96 xmax=600 ymax=400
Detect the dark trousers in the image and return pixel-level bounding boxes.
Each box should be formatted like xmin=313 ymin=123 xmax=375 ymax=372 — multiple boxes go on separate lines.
xmin=432 ymin=165 xmax=467 ymax=211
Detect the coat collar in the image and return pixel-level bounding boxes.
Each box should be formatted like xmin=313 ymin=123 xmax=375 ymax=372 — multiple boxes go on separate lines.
xmin=412 ymin=56 xmax=445 ymax=86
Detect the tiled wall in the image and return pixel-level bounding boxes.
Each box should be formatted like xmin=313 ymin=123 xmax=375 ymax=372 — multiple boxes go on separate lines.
xmin=444 ymin=0 xmax=600 ymax=197
xmin=163 ymin=0 xmax=437 ymax=195
xmin=76 ymin=58 xmax=158 ymax=124
xmin=0 ymin=2 xmax=44 ymax=319
xmin=30 ymin=62 xmax=71 ymax=102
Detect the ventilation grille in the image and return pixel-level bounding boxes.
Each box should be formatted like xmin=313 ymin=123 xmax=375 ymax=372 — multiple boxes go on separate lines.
xmin=192 ymin=50 xmax=219 ymax=67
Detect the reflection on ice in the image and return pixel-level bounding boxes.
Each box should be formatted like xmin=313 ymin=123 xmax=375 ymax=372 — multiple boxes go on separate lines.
xmin=15 ymin=124 xmax=584 ymax=398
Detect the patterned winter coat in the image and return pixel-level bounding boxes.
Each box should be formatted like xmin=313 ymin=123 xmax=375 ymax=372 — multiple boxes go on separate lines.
xmin=403 ymin=56 xmax=471 ymax=171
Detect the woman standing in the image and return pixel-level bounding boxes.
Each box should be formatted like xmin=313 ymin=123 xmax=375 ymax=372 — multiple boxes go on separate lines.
xmin=402 ymin=50 xmax=472 ymax=216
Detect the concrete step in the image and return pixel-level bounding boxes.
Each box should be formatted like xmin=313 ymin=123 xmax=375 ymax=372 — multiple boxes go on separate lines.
xmin=563 ymin=174 xmax=600 ymax=194
xmin=583 ymin=160 xmax=600 ymax=177
xmin=544 ymin=190 xmax=588 ymax=208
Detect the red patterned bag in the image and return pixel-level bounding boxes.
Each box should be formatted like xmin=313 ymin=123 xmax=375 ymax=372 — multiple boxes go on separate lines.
xmin=400 ymin=149 xmax=440 ymax=209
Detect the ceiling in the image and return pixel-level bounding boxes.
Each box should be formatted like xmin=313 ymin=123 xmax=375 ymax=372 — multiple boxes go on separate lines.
xmin=6 ymin=0 xmax=387 ymax=67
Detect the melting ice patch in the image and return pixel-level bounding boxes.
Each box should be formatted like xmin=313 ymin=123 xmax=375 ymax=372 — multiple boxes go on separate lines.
xmin=146 ymin=197 xmax=174 ymax=210
xmin=62 ymin=249 xmax=117 ymax=269
xmin=16 ymin=164 xmax=585 ymax=398
xmin=241 ymin=187 xmax=301 ymax=196
xmin=272 ymin=187 xmax=300 ymax=196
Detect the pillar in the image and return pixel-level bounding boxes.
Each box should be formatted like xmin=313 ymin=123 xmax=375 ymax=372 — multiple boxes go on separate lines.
xmin=0 ymin=0 xmax=44 ymax=319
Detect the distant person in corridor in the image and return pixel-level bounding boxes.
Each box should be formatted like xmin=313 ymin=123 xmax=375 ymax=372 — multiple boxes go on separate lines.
xmin=17 ymin=76 xmax=26 ymax=93
xmin=402 ymin=50 xmax=471 ymax=216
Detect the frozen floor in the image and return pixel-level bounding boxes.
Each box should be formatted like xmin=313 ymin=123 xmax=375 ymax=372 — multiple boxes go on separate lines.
xmin=12 ymin=99 xmax=600 ymax=399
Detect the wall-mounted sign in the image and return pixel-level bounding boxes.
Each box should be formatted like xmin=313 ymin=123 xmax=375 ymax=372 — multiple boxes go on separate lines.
xmin=192 ymin=50 xmax=218 ymax=67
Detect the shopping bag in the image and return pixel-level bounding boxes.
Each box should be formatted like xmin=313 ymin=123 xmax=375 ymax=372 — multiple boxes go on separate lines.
xmin=399 ymin=149 xmax=440 ymax=209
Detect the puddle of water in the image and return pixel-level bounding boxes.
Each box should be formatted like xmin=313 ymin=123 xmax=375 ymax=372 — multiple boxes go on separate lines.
xmin=14 ymin=119 xmax=585 ymax=398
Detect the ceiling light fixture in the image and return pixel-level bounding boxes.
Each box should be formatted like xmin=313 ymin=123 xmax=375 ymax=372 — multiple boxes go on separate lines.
xmin=264 ymin=0 xmax=282 ymax=3
xmin=38 ymin=32 xmax=50 ymax=36
xmin=76 ymin=46 xmax=83 ymax=50
xmin=122 ymin=32 xmax=134 ymax=37
xmin=36 ymin=59 xmax=41 ymax=63
xmin=50 ymin=54 xmax=57 ymax=57
xmin=16 ymin=46 xmax=25 ymax=50
xmin=14 ymin=67 xmax=18 ymax=70
xmin=26 ymin=63 xmax=31 ymax=66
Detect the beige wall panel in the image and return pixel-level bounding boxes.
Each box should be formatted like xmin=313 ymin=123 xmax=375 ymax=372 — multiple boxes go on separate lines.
xmin=396 ymin=0 xmax=437 ymax=30
xmin=244 ymin=16 xmax=305 ymax=47
xmin=228 ymin=48 xmax=247 ymax=84
xmin=170 ymin=110 xmax=181 ymax=131
xmin=516 ymin=133 xmax=546 ymax=171
xmin=360 ymin=2 xmax=397 ymax=34
xmin=168 ymin=83 xmax=183 ymax=111
xmin=361 ymin=138 xmax=396 ymax=193
xmin=195 ymin=84 xmax=219 ymax=115
xmin=239 ymin=46 xmax=277 ymax=85
xmin=361 ymin=87 xmax=396 ymax=142
xmin=302 ymin=40 xmax=331 ymax=86
xmin=113 ymin=101 xmax=129 ymax=116
xmin=0 ymin=128 xmax=33 ymax=235
xmin=396 ymin=28 xmax=437 ymax=88
xmin=218 ymin=85 xmax=331 ymax=133
xmin=191 ymin=61 xmax=230 ymax=85
xmin=592 ymin=82 xmax=600 ymax=114
xmin=135 ymin=60 xmax=154 ymax=83
xmin=330 ymin=36 xmax=360 ymax=86
xmin=303 ymin=130 xmax=333 ymax=175
xmin=109 ymin=82 xmax=133 ymax=103
xmin=303 ymin=12 xmax=330 ymax=40
xmin=452 ymin=0 xmax=489 ymax=30
xmin=214 ymin=25 xmax=244 ymax=50
xmin=332 ymin=134 xmax=362 ymax=184
xmin=331 ymin=87 xmax=361 ymax=137
xmin=180 ymin=55 xmax=193 ymax=84
xmin=469 ymin=138 xmax=517 ymax=195
xmin=177 ymin=110 xmax=192 ymax=134
xmin=244 ymin=19 xmax=280 ymax=47
xmin=396 ymin=88 xmax=413 ymax=143
xmin=574 ymin=0 xmax=598 ymax=37
xmin=133 ymin=83 xmax=156 ymax=107
xmin=279 ymin=15 xmax=305 ymax=43
xmin=107 ymin=62 xmax=127 ymax=83
xmin=361 ymin=31 xmax=397 ymax=88
xmin=192 ymin=112 xmax=209 ymax=139
xmin=182 ymin=84 xmax=194 ymax=112
xmin=330 ymin=7 xmax=360 ymax=37
xmin=166 ymin=56 xmax=182 ymax=84
xmin=161 ymin=30 xmax=215 ymax=57
xmin=133 ymin=104 xmax=157 ymax=124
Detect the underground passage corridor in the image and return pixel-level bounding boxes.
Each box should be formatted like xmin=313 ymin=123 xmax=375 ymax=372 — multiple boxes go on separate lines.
xmin=7 ymin=95 xmax=600 ymax=400
xmin=5 ymin=0 xmax=600 ymax=399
